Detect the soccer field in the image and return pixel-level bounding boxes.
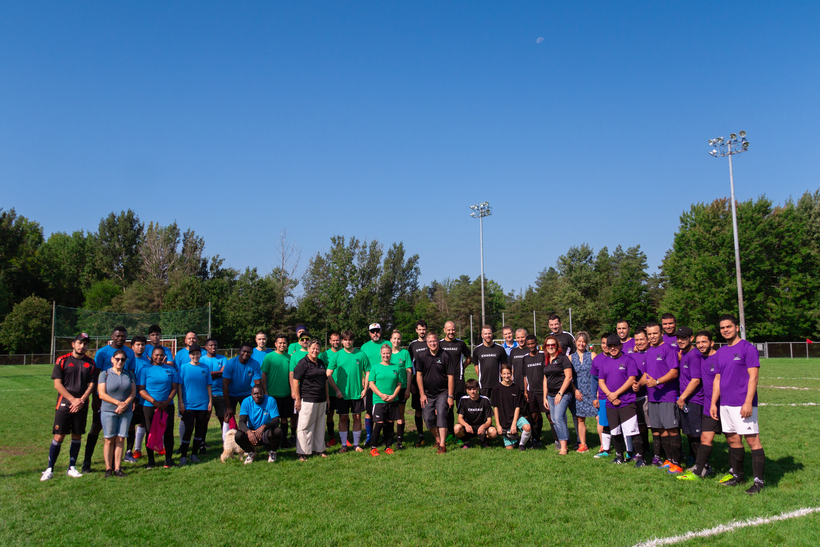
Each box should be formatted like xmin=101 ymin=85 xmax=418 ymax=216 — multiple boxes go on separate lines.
xmin=1 ymin=360 xmax=819 ymax=547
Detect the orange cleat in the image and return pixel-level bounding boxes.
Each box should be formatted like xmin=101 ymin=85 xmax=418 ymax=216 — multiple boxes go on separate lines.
xmin=370 ymin=448 xmax=380 ymax=457
xmin=385 ymin=447 xmax=394 ymax=455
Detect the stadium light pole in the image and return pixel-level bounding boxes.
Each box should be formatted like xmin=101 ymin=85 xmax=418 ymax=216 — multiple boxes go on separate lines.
xmin=709 ymin=131 xmax=750 ymax=340
xmin=469 ymin=201 xmax=492 ymax=327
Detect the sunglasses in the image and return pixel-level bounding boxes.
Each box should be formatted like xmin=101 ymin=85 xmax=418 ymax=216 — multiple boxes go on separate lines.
xmin=113 ymin=357 xmax=126 ymax=362
xmin=545 ymin=344 xmax=557 ymax=348
xmin=299 ymin=337 xmax=310 ymax=341
xmin=370 ymin=329 xmax=381 ymax=333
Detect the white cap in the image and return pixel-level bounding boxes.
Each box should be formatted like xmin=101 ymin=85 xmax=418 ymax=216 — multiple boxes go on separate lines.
xmin=368 ymin=323 xmax=381 ymax=331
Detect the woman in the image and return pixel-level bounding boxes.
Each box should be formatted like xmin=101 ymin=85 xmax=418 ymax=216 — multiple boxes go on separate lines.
xmin=293 ymin=340 xmax=343 ymax=462
xmin=542 ymin=336 xmax=575 ymax=455
xmin=369 ymin=344 xmax=402 ymax=456
xmin=177 ymin=344 xmax=213 ymax=466
xmin=571 ymin=331 xmax=598 ymax=453
xmin=98 ymin=349 xmax=137 ymax=477
xmin=137 ymin=346 xmax=179 ymax=469
xmin=389 ymin=330 xmax=413 ymax=450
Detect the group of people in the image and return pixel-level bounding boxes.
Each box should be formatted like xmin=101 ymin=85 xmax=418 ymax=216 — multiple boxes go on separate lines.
xmin=41 ymin=313 xmax=764 ymax=494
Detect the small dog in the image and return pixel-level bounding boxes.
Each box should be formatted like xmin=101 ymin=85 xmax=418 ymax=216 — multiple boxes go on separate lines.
xmin=220 ymin=430 xmax=245 ymax=463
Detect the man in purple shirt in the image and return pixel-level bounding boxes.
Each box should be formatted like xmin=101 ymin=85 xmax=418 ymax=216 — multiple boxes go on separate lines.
xmin=661 ymin=313 xmax=679 ymax=350
xmin=710 ymin=314 xmax=764 ymax=494
xmin=598 ymin=335 xmax=645 ymax=466
xmin=629 ymin=328 xmax=651 ymax=461
xmin=675 ymin=326 xmax=704 ymax=466
xmin=617 ymin=320 xmax=635 ymax=353
xmin=640 ymin=322 xmax=683 ymax=473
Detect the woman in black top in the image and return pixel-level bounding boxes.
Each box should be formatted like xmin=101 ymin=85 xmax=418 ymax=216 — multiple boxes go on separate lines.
xmin=293 ymin=340 xmax=342 ymax=461
xmin=541 ymin=336 xmax=575 ymax=455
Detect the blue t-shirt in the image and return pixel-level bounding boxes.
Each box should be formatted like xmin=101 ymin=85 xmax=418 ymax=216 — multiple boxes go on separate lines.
xmin=95 ymin=345 xmax=136 ymax=373
xmin=239 ymin=394 xmax=280 ymax=430
xmin=222 ymin=357 xmax=262 ymax=398
xmin=146 ymin=344 xmax=175 ymax=368
xmin=251 ymin=348 xmax=271 ymax=368
xmin=179 ymin=362 xmax=212 ymax=411
xmin=174 ymin=348 xmax=196 ymax=370
xmin=133 ymin=355 xmax=151 ymax=403
xmin=200 ymin=354 xmax=227 ymax=396
xmin=137 ymin=364 xmax=179 ymax=408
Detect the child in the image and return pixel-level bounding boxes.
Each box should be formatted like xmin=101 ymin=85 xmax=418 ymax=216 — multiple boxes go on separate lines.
xmin=455 ymin=379 xmax=496 ymax=448
xmin=491 ymin=364 xmax=531 ymax=451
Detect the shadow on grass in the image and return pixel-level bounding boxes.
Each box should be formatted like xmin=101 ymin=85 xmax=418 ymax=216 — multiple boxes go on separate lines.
xmin=764 ymin=455 xmax=804 ymax=487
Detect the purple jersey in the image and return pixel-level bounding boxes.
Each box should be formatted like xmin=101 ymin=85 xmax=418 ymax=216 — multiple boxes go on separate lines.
xmin=630 ymin=350 xmax=648 ymax=399
xmin=700 ymin=352 xmax=719 ymax=415
xmin=679 ymin=348 xmax=704 ymax=406
xmin=590 ymin=353 xmax=607 ymax=399
xmin=716 ymin=340 xmax=760 ymax=407
xmin=622 ymin=338 xmax=635 ymax=353
xmin=645 ymin=343 xmax=680 ymax=403
xmin=663 ymin=334 xmax=679 ymax=349
xmin=599 ymin=353 xmax=638 ymax=408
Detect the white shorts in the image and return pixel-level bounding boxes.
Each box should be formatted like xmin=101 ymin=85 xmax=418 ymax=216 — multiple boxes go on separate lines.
xmin=719 ymin=405 xmax=759 ymax=435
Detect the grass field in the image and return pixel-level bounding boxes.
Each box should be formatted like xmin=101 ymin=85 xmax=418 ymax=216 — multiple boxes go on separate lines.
xmin=1 ymin=359 xmax=819 ymax=546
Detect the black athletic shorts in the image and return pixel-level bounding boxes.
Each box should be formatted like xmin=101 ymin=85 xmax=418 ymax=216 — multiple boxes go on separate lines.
xmin=274 ymin=396 xmax=295 ymax=419
xmin=411 ymin=392 xmax=422 ymax=412
xmin=52 ymin=405 xmax=89 ymax=436
xmin=335 ymin=397 xmax=365 ymax=415
xmin=681 ymin=403 xmax=703 ymax=436
xmin=212 ymin=396 xmax=227 ymax=422
xmin=131 ymin=403 xmax=145 ymax=427
xmin=365 ymin=388 xmax=373 ymax=414
xmin=528 ymin=390 xmax=546 ymax=414
xmin=372 ymin=402 xmax=400 ymax=422
xmin=701 ymin=414 xmax=722 ymax=434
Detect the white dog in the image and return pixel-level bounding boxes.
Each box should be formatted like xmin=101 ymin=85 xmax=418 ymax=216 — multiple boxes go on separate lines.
xmin=220 ymin=429 xmax=245 ymax=463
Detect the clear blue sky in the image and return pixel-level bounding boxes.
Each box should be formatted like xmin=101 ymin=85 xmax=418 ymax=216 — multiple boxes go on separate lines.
xmin=2 ymin=2 xmax=818 ymax=296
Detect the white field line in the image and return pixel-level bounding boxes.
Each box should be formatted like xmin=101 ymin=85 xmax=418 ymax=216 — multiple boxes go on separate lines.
xmin=760 ymin=403 xmax=818 ymax=406
xmin=633 ymin=507 xmax=820 ymax=547
xmin=762 ymin=385 xmax=819 ymax=391
xmin=0 ymin=388 xmax=51 ymax=392
xmin=761 ymin=377 xmax=820 ymax=380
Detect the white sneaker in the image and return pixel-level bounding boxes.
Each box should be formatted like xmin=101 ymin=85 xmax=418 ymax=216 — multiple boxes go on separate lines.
xmin=66 ymin=466 xmax=83 ymax=478
xmin=243 ymin=452 xmax=255 ymax=465
xmin=189 ymin=454 xmax=200 ymax=463
xmin=267 ymin=451 xmax=277 ymax=463
xmin=40 ymin=468 xmax=54 ymax=482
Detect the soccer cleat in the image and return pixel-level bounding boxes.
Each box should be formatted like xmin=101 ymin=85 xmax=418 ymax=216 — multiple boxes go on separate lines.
xmin=144 ymin=464 xmax=155 ymax=470
xmin=384 ymin=447 xmax=394 ymax=455
xmin=445 ymin=434 xmax=456 ymax=444
xmin=243 ymin=453 xmax=255 ymax=465
xmin=634 ymin=457 xmax=647 ymax=468
xmin=354 ymin=446 xmax=364 ymax=453
xmin=326 ymin=438 xmax=337 ymax=447
xmin=339 ymin=447 xmax=348 ymax=454
xmin=650 ymin=455 xmax=662 ymax=467
xmin=519 ymin=443 xmax=526 ymax=452
xmin=745 ymin=479 xmax=764 ymax=495
xmin=67 ymin=466 xmax=83 ymax=478
xmin=677 ymin=470 xmax=701 ymax=481
xmin=267 ymin=451 xmax=277 ymax=463
xmin=132 ymin=450 xmax=143 ymax=459
xmin=720 ymin=477 xmax=743 ymax=487
xmin=81 ymin=463 xmax=91 ymax=474
xmin=163 ymin=461 xmax=174 ymax=469
xmin=461 ymin=443 xmax=471 ymax=450
xmin=660 ymin=460 xmax=671 ymax=469
xmin=123 ymin=452 xmax=138 ymax=464
xmin=40 ymin=468 xmax=54 ymax=482
xmin=718 ymin=473 xmax=736 ymax=483
xmin=414 ymin=439 xmax=426 ymax=448
xmin=178 ymin=457 xmax=187 ymax=467
xmin=594 ymin=450 xmax=610 ymax=459
xmin=395 ymin=441 xmax=404 ymax=450
xmin=667 ymin=463 xmax=684 ymax=474
xmin=189 ymin=454 xmax=200 ymax=463
xmin=113 ymin=469 xmax=126 ymax=478
xmin=104 ymin=469 xmax=113 ymax=478
xmin=576 ymin=444 xmax=589 ymax=453
xmin=198 ymin=445 xmax=207 ymax=455
xmin=611 ymin=456 xmax=626 ymax=464
xmin=701 ymin=464 xmax=715 ymax=478
xmin=370 ymin=448 xmax=380 ymax=457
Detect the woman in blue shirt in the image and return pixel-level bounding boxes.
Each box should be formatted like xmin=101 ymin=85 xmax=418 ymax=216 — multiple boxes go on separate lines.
xmin=137 ymin=346 xmax=179 ymax=469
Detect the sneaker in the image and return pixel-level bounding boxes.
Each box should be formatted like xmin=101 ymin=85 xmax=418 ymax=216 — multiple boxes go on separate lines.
xmin=243 ymin=453 xmax=255 ymax=465
xmin=718 ymin=473 xmax=736 ymax=483
xmin=267 ymin=451 xmax=277 ymax=463
xmin=198 ymin=444 xmax=207 ymax=455
xmin=189 ymin=454 xmax=200 ymax=463
xmin=461 ymin=443 xmax=471 ymax=450
xmin=720 ymin=477 xmax=743 ymax=487
xmin=339 ymin=447 xmax=348 ymax=454
xmin=667 ymin=463 xmax=684 ymax=474
xmin=445 ymin=434 xmax=456 ymax=444
xmin=594 ymin=450 xmax=610 ymax=459
xmin=40 ymin=468 xmax=54 ymax=481
xmin=701 ymin=464 xmax=715 ymax=478
xmin=634 ymin=457 xmax=647 ymax=468
xmin=179 ymin=457 xmax=187 ymax=467
xmin=677 ymin=470 xmax=701 ymax=481
xmin=414 ymin=439 xmax=426 ymax=448
xmin=650 ymin=455 xmax=662 ymax=467
xmin=531 ymin=439 xmax=543 ymax=449
xmin=80 ymin=463 xmax=91 ymax=474
xmin=577 ymin=444 xmax=589 ymax=453
xmin=384 ymin=447 xmax=394 ymax=455
xmin=132 ymin=450 xmax=142 ymax=459
xmin=144 ymin=464 xmax=155 ymax=470
xmin=396 ymin=441 xmax=404 ymax=450
xmin=354 ymin=446 xmax=364 ymax=453
xmin=113 ymin=469 xmax=126 ymax=478
xmin=436 ymin=445 xmax=446 ymax=454
xmin=611 ymin=456 xmax=626 ymax=464
xmin=519 ymin=443 xmax=526 ymax=452
xmin=67 ymin=466 xmax=83 ymax=478
xmin=660 ymin=460 xmax=671 ymax=469
xmin=104 ymin=469 xmax=113 ymax=478
xmin=163 ymin=461 xmax=174 ymax=469
xmin=370 ymin=448 xmax=380 ymax=457
xmin=327 ymin=438 xmax=337 ymax=447
xmin=123 ymin=452 xmax=138 ymax=464
xmin=745 ymin=479 xmax=764 ymax=495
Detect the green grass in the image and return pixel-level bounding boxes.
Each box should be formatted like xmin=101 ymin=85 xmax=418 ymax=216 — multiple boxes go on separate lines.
xmin=1 ymin=359 xmax=819 ymax=546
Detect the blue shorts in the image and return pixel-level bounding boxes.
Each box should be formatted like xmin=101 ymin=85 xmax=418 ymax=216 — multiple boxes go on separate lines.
xmin=597 ymin=399 xmax=609 ymax=427
xmin=503 ymin=417 xmax=530 ymax=447
xmin=101 ymin=410 xmax=133 ymax=439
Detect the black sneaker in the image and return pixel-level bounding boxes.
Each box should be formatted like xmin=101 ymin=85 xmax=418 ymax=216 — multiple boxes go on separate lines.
xmin=396 ymin=441 xmax=404 ymax=450
xmin=720 ymin=477 xmax=744 ymax=487
xmin=198 ymin=445 xmax=208 ymax=455
xmin=611 ymin=456 xmax=626 ymax=464
xmin=113 ymin=469 xmax=126 ymax=478
xmin=745 ymin=480 xmax=764 ymax=495
xmin=519 ymin=443 xmax=526 ymax=452
xmin=104 ymin=469 xmax=113 ymax=478
xmin=81 ymin=463 xmax=92 ymax=474
xmin=634 ymin=457 xmax=647 ymax=468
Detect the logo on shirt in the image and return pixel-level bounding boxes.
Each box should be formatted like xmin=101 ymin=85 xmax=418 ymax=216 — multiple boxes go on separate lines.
xmin=733 ymin=354 xmax=741 ymax=361
xmin=165 ymin=370 xmax=173 ymax=377
xmin=83 ymin=363 xmax=91 ymax=368
xmin=618 ymin=366 xmax=626 ymax=371
xmin=656 ymin=356 xmax=663 ymax=361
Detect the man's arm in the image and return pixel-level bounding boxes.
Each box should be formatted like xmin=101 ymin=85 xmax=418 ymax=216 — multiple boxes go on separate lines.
xmin=447 ymin=374 xmax=454 ymax=408
xmin=416 ymin=371 xmax=427 ymax=407
xmin=741 ymin=367 xmax=759 ymax=418
xmin=677 ymin=378 xmax=701 ymax=408
xmin=710 ymin=374 xmax=721 ymax=419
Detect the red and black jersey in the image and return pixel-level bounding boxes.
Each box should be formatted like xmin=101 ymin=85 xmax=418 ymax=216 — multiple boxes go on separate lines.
xmin=51 ymin=353 xmax=95 ymax=402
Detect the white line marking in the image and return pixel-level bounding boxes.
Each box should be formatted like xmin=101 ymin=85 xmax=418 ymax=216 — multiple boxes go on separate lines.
xmin=760 ymin=403 xmax=818 ymax=406
xmin=633 ymin=507 xmax=820 ymax=547
xmin=762 ymin=377 xmax=820 ymax=380
xmin=0 ymin=388 xmax=51 ymax=392
xmin=763 ymin=385 xmax=817 ymax=391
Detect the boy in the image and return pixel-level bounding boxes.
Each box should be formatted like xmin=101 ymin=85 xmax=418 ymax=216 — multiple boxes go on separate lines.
xmin=491 ymin=364 xmax=531 ymax=451
xmin=455 ymin=379 xmax=496 ymax=448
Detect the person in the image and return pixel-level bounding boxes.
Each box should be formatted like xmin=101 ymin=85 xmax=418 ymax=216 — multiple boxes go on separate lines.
xmin=617 ymin=320 xmax=635 ymax=353
xmin=492 ymin=364 xmax=531 ymax=451
xmin=407 ymin=320 xmax=430 ymax=447
xmin=84 ymin=326 xmax=135 ymax=472
xmin=507 ymin=328 xmax=529 ymax=390
xmin=473 ymin=325 xmax=507 ymax=400
xmin=251 ymin=331 xmax=271 ymax=367
xmin=661 ymin=313 xmax=679 ymax=349
xmin=455 ymin=378 xmax=496 ymax=448
xmin=288 ymin=324 xmax=308 ymax=355
xmin=368 ymin=345 xmax=402 ymax=456
xmin=97 ymin=349 xmax=137 ymax=477
xmin=236 ymin=385 xmax=283 ymax=464
xmin=177 ymin=344 xmax=213 ymax=466
xmin=146 ymin=324 xmax=175 ymax=367
xmin=261 ymin=334 xmax=295 ymax=447
xmin=542 ymin=335 xmax=575 ymax=455
xmin=326 ymin=331 xmax=368 ymax=452
xmin=41 ymin=333 xmax=96 ymax=481
xmin=389 ymin=330 xmax=413 ymax=449
xmin=501 ymin=326 xmax=518 ymax=356
xmin=293 ymin=340 xmax=343 ymax=461
xmin=173 ymin=330 xmax=199 ymax=445
xmin=137 ymin=346 xmax=180 ymax=469
xmin=124 ymin=335 xmax=150 ymax=463
xmin=710 ymin=314 xmax=765 ymax=494
xmin=570 ymin=331 xmax=597 ymax=453
xmin=640 ymin=321 xmax=682 ymax=473
xmin=320 ymin=332 xmax=342 ymax=446
xmin=287 ymin=330 xmax=311 ymax=444
xmin=676 ymin=327 xmax=704 ymax=466
xmin=361 ymin=323 xmax=392 ymax=444
xmin=591 ymin=335 xmax=612 ymax=458
xmin=547 ymin=314 xmax=577 ymax=356
xmin=439 ymin=321 xmax=471 ymax=440
xmin=597 ymin=335 xmax=645 ymax=466
xmin=415 ymin=332 xmax=456 ymax=454
xmin=200 ymin=338 xmax=228 ymax=443
xmin=222 ymin=343 xmax=263 ymax=424
xmin=629 ymin=328 xmax=651 ymax=460
xmin=521 ymin=334 xmax=547 ymax=448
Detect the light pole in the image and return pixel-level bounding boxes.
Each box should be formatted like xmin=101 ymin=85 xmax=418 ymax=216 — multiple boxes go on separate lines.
xmin=709 ymin=131 xmax=750 ymax=340
xmin=469 ymin=201 xmax=492 ymax=327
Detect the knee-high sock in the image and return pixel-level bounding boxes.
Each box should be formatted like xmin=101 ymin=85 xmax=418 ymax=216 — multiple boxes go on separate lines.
xmin=127 ymin=429 xmax=135 ymax=452
xmin=69 ymin=439 xmax=81 ymax=467
xmin=688 ymin=436 xmax=701 ymax=459
xmin=83 ymin=432 xmax=99 ymax=464
xmin=179 ymin=421 xmax=186 ymax=444
xmin=640 ymin=428 xmax=650 ymax=459
xmin=631 ymin=434 xmax=644 ymax=458
xmin=397 ymin=422 xmax=405 ymax=442
xmin=625 ymin=434 xmax=634 ymax=453
xmin=729 ymin=447 xmax=746 ymax=480
xmin=534 ymin=414 xmax=543 ymax=441
xmin=372 ymin=423 xmax=383 ymax=448
xmin=222 ymin=421 xmax=230 ymax=441
xmin=365 ymin=418 xmax=372 ymax=442
xmin=669 ymin=435 xmax=682 ymax=465
xmin=414 ymin=415 xmax=424 ymax=438
xmin=384 ymin=423 xmax=395 ymax=448
xmin=520 ymin=427 xmax=532 ymax=447
xmin=192 ymin=437 xmax=202 ymax=455
xmin=693 ymin=443 xmax=713 ymax=476
xmin=613 ymin=435 xmax=626 ymax=457
xmin=326 ymin=415 xmax=335 ymax=437
xmin=339 ymin=431 xmax=348 ymax=445
xmin=447 ymin=407 xmax=455 ymax=435
xmin=48 ymin=440 xmax=62 ymax=469
xmin=751 ymin=448 xmax=765 ymax=483
xmin=352 ymin=430 xmax=361 ymax=446
xmin=602 ymin=427 xmax=611 ymax=451
xmin=653 ymin=432 xmax=662 ymax=457
xmin=134 ymin=426 xmax=146 ymax=452
xmin=660 ymin=435 xmax=673 ymax=462
xmin=180 ymin=440 xmax=189 ymax=458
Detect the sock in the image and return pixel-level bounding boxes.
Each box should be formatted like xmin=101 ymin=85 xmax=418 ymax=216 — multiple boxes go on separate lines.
xmin=192 ymin=438 xmax=202 ymax=456
xmin=397 ymin=422 xmax=405 ymax=442
xmin=365 ymin=418 xmax=372 ymax=442
xmin=414 ymin=415 xmax=424 ymax=439
xmin=127 ymin=429 xmax=135 ymax=452
xmin=572 ymin=414 xmax=580 ymax=444
xmin=751 ymin=448 xmax=765 ymax=483
xmin=69 ymin=439 xmax=81 ymax=467
xmin=631 ymin=434 xmax=644 ymax=458
xmin=693 ymin=443 xmax=713 ymax=476
xmin=535 ymin=415 xmax=543 ymax=442
xmin=640 ymin=428 xmax=650 ymax=459
xmin=602 ymin=431 xmax=611 ymax=451
xmin=520 ymin=428 xmax=532 ymax=446
xmin=660 ymin=435 xmax=672 ymax=462
xmin=384 ymin=423 xmax=394 ymax=448
xmin=625 ymin=434 xmax=634 ymax=453
xmin=340 ymin=431 xmax=348 ymax=445
xmin=372 ymin=423 xmax=383 ymax=448
xmin=326 ymin=417 xmax=335 ymax=437
xmin=179 ymin=421 xmax=186 ymax=443
xmin=688 ymin=436 xmax=700 ymax=459
xmin=352 ymin=430 xmax=361 ymax=446
xmin=613 ymin=435 xmax=626 ymax=457
xmin=83 ymin=433 xmax=99 ymax=465
xmin=180 ymin=441 xmax=189 ymax=458
xmin=134 ymin=426 xmax=146 ymax=452
xmin=447 ymin=407 xmax=455 ymax=435
xmin=48 ymin=440 xmax=62 ymax=469
xmin=222 ymin=421 xmax=230 ymax=441
xmin=653 ymin=432 xmax=662 ymax=457
xmin=729 ymin=447 xmax=746 ymax=480
xmin=669 ymin=435 xmax=682 ymax=465
xmin=280 ymin=420 xmax=288 ymax=439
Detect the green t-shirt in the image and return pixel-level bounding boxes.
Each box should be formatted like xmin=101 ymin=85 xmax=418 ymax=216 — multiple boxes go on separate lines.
xmin=327 ymin=349 xmax=368 ymax=400
xmin=370 ymin=363 xmax=400 ymax=404
xmin=320 ymin=347 xmax=342 ymax=396
xmin=289 ymin=349 xmax=308 ymax=373
xmin=389 ymin=349 xmax=412 ymax=389
xmin=287 ymin=342 xmax=303 ymax=356
xmin=361 ymin=339 xmax=392 ymax=373
xmin=260 ymin=351 xmax=292 ymax=398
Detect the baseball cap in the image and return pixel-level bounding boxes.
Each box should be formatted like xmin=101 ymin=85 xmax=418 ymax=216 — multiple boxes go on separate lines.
xmin=675 ymin=326 xmax=694 ymax=338
xmin=74 ymin=333 xmax=90 ymax=342
xmin=369 ymin=323 xmax=381 ymax=331
xmin=188 ymin=344 xmax=201 ymax=354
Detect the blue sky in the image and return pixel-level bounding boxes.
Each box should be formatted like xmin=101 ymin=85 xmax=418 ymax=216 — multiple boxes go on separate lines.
xmin=2 ymin=2 xmax=818 ymax=296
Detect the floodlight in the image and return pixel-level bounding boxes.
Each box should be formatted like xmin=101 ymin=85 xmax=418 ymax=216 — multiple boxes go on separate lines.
xmin=729 ymin=133 xmax=737 ymax=140
xmin=739 ymin=130 xmax=746 ymax=137
xmin=742 ymin=142 xmax=749 ymax=150
xmin=482 ymin=202 xmax=488 ymax=207
xmin=710 ymin=150 xmax=718 ymax=156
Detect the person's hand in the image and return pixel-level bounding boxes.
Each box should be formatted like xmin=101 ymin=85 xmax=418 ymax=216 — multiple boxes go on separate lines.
xmin=676 ymin=397 xmax=685 ymax=410
xmin=294 ymin=398 xmax=302 ymax=412
xmin=524 ymin=391 xmax=530 ymax=402
xmin=612 ymin=398 xmax=621 ymax=407
xmin=405 ymin=388 xmax=411 ymax=400
xmin=632 ymin=382 xmax=640 ymax=393
xmin=207 ymin=402 xmax=213 ymax=412
xmin=179 ymin=403 xmax=186 ymax=415
xmin=593 ymin=399 xmax=599 ymax=409
xmin=543 ymin=396 xmax=549 ymax=411
xmin=555 ymin=393 xmax=563 ymax=404
xmin=116 ymin=401 xmax=128 ymax=414
xmin=710 ymin=404 xmax=719 ymax=420
xmin=740 ymin=402 xmax=753 ymax=418
xmin=575 ymin=389 xmax=583 ymax=401
xmin=225 ymin=406 xmax=235 ymax=419
xmin=69 ymin=398 xmax=84 ymax=413
xmin=647 ymin=376 xmax=658 ymax=388
xmin=420 ymin=394 xmax=427 ymax=408
xmin=360 ymin=389 xmax=367 ymax=399
xmin=510 ymin=424 xmax=517 ymax=435
xmin=606 ymin=392 xmax=616 ymax=402
xmin=335 ymin=389 xmax=342 ymax=399
xmin=477 ymin=425 xmax=485 ymax=435
xmin=248 ymin=430 xmax=258 ymax=445
xmin=447 ymin=396 xmax=454 ymax=409
xmin=465 ymin=424 xmax=474 ymax=434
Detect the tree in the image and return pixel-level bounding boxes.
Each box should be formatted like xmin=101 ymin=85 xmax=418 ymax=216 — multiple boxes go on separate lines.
xmin=0 ymin=296 xmax=51 ymax=354
xmin=607 ymin=245 xmax=653 ymax=331
xmin=0 ymin=209 xmax=44 ymax=318
xmin=220 ymin=268 xmax=289 ymax=346
xmin=92 ymin=210 xmax=144 ymax=290
xmin=37 ymin=230 xmax=95 ymax=308
xmin=83 ymin=279 xmax=121 ymax=311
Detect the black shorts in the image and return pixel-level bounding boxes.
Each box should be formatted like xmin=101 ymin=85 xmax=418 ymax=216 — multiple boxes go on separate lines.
xmin=528 ymin=391 xmax=546 ymax=414
xmin=681 ymin=403 xmax=703 ymax=436
xmin=212 ymin=395 xmax=227 ymax=422
xmin=365 ymin=388 xmax=373 ymax=414
xmin=52 ymin=405 xmax=89 ymax=436
xmin=411 ymin=392 xmax=422 ymax=412
xmin=701 ymin=414 xmax=722 ymax=434
xmin=372 ymin=402 xmax=400 ymax=423
xmin=274 ymin=396 xmax=295 ymax=419
xmin=635 ymin=398 xmax=648 ymax=427
xmin=335 ymin=397 xmax=365 ymax=415
xmin=131 ymin=403 xmax=145 ymax=427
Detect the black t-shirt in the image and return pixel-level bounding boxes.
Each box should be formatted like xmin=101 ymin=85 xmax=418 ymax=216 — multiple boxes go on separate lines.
xmin=522 ymin=351 xmax=546 ymax=393
xmin=552 ymin=332 xmax=577 ymax=356
xmin=439 ymin=338 xmax=471 ymax=382
xmin=408 ymin=340 xmax=429 ymax=372
xmin=457 ymin=395 xmax=493 ymax=427
xmin=508 ymin=347 xmax=528 ymax=389
xmin=293 ymin=356 xmax=329 ymax=403
xmin=472 ymin=343 xmax=507 ymax=389
xmin=51 ymin=353 xmax=96 ymax=400
xmin=491 ymin=382 xmax=525 ymax=430
xmin=415 ymin=349 xmax=457 ymax=397
xmin=544 ymin=354 xmax=573 ymax=396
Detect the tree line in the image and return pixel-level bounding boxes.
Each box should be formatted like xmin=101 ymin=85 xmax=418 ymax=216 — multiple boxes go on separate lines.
xmin=2 ymin=190 xmax=819 ymax=353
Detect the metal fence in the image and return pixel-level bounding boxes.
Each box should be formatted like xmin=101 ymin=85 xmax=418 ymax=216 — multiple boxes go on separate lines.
xmin=0 ymin=354 xmax=53 ymax=366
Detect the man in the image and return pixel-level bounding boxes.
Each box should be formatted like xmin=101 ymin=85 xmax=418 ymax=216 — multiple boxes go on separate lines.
xmin=236 ymin=385 xmax=283 ymax=464
xmin=455 ymin=379 xmax=496 ymax=448
xmin=547 ymin=314 xmax=576 ymax=356
xmin=415 ymin=332 xmax=456 ymax=454
xmin=408 ymin=320 xmax=430 ymax=447
xmin=501 ymin=326 xmax=518 ymax=356
xmin=473 ymin=325 xmax=507 ymax=399
xmin=710 ymin=315 xmax=765 ymax=494
xmin=629 ymin=328 xmax=651 ymax=461
xmin=508 ymin=328 xmax=529 ymax=390
xmin=222 ymin=343 xmax=263 ymax=424
xmin=361 ymin=323 xmax=392 ymax=444
xmin=146 ymin=324 xmax=175 ymax=367
xmin=201 ymin=338 xmax=229 ymax=442
xmin=676 ymin=326 xmax=704 ymax=466
xmin=288 ymin=324 xmax=308 ymax=356
xmin=439 ymin=321 xmax=471 ymax=440
xmin=640 ymin=321 xmax=682 ymax=473
xmin=124 ymin=335 xmax=150 ymax=463
xmin=173 ymin=330 xmax=200 ymax=444
xmin=521 ymin=334 xmax=546 ymax=448
xmin=661 ymin=313 xmax=679 ymax=349
xmin=84 ymin=326 xmax=135 ymax=473
xmin=261 ymin=334 xmax=296 ymax=448
xmin=617 ymin=320 xmax=635 ymax=353
xmin=251 ymin=331 xmax=271 ymax=367
xmin=326 ymin=331 xmax=368 ymax=452
xmin=41 ymin=333 xmax=96 ymax=481
xmin=319 ymin=332 xmax=342 ymax=446
xmin=177 ymin=344 xmax=212 ymax=466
